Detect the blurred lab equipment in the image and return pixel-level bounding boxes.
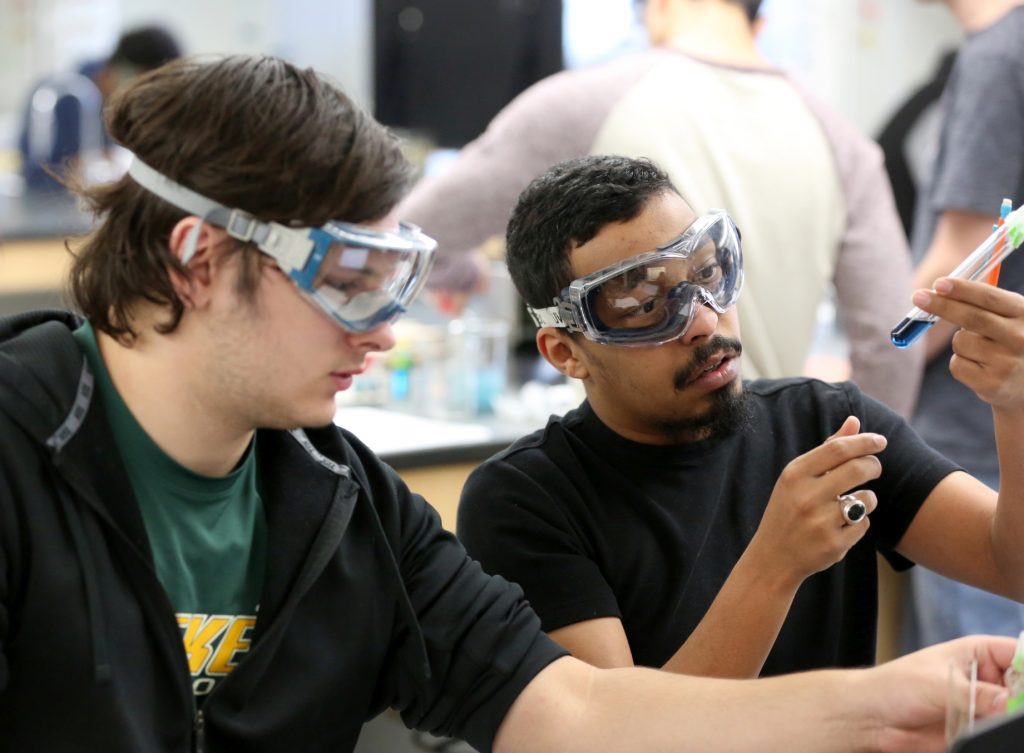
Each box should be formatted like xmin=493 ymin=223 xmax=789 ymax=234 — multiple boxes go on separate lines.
xmin=22 ymin=72 xmax=105 ymax=191
xmin=16 ymin=25 xmax=182 ymax=193
xmin=445 ymin=316 xmax=510 ymax=417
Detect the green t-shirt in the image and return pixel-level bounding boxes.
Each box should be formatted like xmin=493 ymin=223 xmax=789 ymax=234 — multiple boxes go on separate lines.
xmin=74 ymin=323 xmax=267 ymax=702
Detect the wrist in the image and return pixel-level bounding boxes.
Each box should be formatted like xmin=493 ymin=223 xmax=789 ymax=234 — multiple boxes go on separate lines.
xmin=734 ymin=545 xmax=804 ymax=596
xmin=842 ymin=667 xmax=890 ymax=753
xmin=992 ymin=402 xmax=1024 ymax=421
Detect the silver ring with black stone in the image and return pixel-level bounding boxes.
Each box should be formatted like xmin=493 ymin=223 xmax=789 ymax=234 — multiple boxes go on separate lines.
xmin=838 ymin=493 xmax=867 ymax=525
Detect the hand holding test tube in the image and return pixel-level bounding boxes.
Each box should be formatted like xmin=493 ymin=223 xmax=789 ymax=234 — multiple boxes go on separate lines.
xmin=891 ymin=200 xmax=1024 ymax=348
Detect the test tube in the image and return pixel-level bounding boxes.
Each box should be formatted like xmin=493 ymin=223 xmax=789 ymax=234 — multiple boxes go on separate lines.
xmin=891 ymin=202 xmax=1024 ymax=348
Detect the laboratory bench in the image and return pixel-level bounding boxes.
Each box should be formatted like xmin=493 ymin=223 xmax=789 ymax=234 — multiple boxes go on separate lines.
xmin=335 ymin=405 xmax=546 ymax=532
xmin=0 ymin=189 xmax=94 ymax=240
xmin=0 ymin=190 xmax=91 ymax=314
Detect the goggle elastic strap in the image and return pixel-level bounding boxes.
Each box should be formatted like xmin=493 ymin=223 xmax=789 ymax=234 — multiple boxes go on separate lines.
xmin=181 ymin=220 xmax=204 ymax=265
xmin=126 ymin=157 xmax=315 ymax=271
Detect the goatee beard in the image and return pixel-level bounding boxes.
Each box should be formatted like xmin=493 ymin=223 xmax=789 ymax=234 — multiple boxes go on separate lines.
xmin=653 ymin=381 xmax=751 ymax=442
xmin=657 ymin=334 xmax=749 ymax=441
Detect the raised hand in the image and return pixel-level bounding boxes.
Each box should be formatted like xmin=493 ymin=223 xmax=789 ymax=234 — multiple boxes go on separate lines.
xmin=746 ymin=415 xmax=886 ymax=587
xmin=913 ymin=277 xmax=1024 ymax=408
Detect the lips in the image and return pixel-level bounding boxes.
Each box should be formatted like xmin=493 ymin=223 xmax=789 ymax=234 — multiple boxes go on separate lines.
xmin=329 ymin=364 xmax=367 ymax=392
xmin=685 ymin=350 xmax=736 ymax=386
xmin=332 ymin=362 xmax=368 ymax=380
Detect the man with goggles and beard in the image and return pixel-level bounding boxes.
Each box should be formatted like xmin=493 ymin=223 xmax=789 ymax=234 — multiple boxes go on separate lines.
xmin=1 ymin=57 xmax=1020 ymax=753
xmin=458 ymin=154 xmax=1024 ymax=683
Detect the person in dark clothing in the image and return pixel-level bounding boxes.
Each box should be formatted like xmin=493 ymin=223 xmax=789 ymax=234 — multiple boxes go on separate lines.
xmin=17 ymin=25 xmax=182 ymax=191
xmin=457 ymin=154 xmax=1024 ymax=683
xmin=876 ymin=49 xmax=958 ymax=240
xmin=901 ymin=0 xmax=1024 ymax=653
xmin=0 ymin=55 xmax=1018 ymax=753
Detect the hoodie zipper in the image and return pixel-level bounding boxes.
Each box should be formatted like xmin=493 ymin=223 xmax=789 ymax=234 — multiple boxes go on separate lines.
xmin=193 ymin=708 xmax=205 ymax=753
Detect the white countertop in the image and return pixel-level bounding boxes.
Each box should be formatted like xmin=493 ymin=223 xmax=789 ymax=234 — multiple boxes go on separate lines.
xmin=334 ymin=405 xmax=497 ymax=456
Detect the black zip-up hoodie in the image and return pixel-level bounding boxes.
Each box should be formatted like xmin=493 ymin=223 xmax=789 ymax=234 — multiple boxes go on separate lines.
xmin=0 ymin=311 xmax=564 ymax=752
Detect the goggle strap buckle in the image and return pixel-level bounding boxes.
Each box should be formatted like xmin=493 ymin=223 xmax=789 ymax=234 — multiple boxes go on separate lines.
xmin=528 ymin=299 xmax=583 ymax=333
xmin=225 ymin=209 xmax=259 ymax=242
xmin=258 ymin=223 xmax=315 ymax=271
xmin=527 ymin=305 xmax=556 ymax=328
xmin=218 ymin=209 xmax=315 ymax=271
xmin=557 ymin=298 xmax=583 ymax=332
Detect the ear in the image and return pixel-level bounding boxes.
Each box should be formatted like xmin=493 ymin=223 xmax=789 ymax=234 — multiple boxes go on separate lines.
xmin=167 ymin=217 xmax=231 ymax=309
xmin=537 ymin=328 xmax=590 ymax=381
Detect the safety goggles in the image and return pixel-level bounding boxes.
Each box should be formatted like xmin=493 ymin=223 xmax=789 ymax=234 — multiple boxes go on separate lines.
xmin=127 ymin=157 xmax=437 ymax=332
xmin=528 ymin=209 xmax=743 ymax=346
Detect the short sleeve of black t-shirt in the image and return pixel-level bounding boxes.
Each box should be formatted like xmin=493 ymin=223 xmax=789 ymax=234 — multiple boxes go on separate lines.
xmin=457 ymin=379 xmax=960 ymax=672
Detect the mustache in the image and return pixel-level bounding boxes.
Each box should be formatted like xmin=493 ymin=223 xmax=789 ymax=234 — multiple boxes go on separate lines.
xmin=673 ymin=335 xmax=743 ymax=389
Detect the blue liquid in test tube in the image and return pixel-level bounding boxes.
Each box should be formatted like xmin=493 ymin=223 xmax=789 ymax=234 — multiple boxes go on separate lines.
xmin=890 ymin=201 xmax=1024 ymax=348
xmin=890 ymin=316 xmax=934 ymax=348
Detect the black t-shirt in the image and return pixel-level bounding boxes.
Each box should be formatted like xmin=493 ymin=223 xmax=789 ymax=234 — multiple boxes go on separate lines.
xmin=457 ymin=378 xmax=959 ymax=675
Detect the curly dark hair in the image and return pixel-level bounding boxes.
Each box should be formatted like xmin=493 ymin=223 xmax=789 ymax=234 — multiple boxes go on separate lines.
xmin=505 ymin=155 xmax=678 ymax=309
xmin=69 ymin=55 xmax=412 ymax=340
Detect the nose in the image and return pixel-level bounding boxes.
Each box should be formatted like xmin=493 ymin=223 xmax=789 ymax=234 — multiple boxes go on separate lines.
xmin=679 ymin=297 xmax=720 ymax=346
xmin=348 ymin=321 xmax=397 ymax=354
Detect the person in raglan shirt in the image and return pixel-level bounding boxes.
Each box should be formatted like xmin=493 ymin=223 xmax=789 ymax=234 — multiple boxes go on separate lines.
xmin=0 ymin=54 xmax=1017 ymax=753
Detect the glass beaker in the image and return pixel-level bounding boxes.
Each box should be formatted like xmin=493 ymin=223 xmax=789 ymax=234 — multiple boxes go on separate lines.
xmin=445 ymin=317 xmax=510 ymax=418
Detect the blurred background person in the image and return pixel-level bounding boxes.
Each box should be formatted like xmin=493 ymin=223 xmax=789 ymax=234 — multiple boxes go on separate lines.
xmin=396 ymin=0 xmax=924 ymax=418
xmin=901 ymin=0 xmax=1024 ymax=652
xmin=17 ymin=24 xmax=181 ymax=192
xmin=876 ymin=47 xmax=958 ymax=241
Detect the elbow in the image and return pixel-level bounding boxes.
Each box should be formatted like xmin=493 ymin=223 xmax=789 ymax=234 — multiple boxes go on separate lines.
xmin=493 ymin=657 xmax=597 ymax=753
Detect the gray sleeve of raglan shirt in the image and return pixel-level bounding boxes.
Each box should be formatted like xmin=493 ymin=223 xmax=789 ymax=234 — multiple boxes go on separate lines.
xmin=395 ymin=51 xmax=665 ymax=292
xmin=794 ymin=82 xmax=924 ymax=419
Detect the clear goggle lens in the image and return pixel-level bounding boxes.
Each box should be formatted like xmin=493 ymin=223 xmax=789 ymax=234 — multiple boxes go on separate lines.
xmin=294 ymin=222 xmax=436 ymax=332
xmin=575 ymin=211 xmax=742 ymax=345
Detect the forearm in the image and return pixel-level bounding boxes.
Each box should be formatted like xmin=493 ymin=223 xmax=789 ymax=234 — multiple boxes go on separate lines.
xmin=496 ymin=657 xmax=874 ymax=753
xmin=661 ymin=553 xmax=799 ymax=678
xmin=499 ymin=634 xmax=1017 ymax=753
xmin=990 ymin=405 xmax=1024 ymax=597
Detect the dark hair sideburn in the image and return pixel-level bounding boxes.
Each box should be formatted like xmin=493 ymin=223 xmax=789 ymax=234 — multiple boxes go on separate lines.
xmin=69 ymin=55 xmax=412 ymax=340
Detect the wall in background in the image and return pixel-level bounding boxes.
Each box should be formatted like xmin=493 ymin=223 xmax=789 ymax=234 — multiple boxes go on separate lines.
xmin=760 ymin=0 xmax=961 ymax=135
xmin=0 ymin=0 xmax=118 ymax=142
xmin=0 ymin=0 xmax=965 ymax=153
xmin=562 ymin=0 xmax=963 ymax=136
xmin=0 ymin=0 xmax=372 ymax=151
